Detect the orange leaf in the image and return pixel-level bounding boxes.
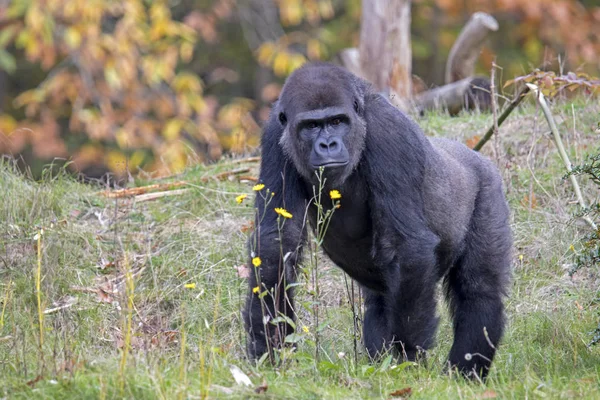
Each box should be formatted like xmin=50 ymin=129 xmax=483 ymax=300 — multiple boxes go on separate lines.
xmin=466 ymin=135 xmax=481 ymax=149
xmin=479 ymin=390 xmax=497 ymax=399
xmin=254 ymin=380 xmax=268 ymax=394
xmin=520 ymin=193 xmax=537 ymax=209
xmin=389 ymin=387 xmax=412 ymax=398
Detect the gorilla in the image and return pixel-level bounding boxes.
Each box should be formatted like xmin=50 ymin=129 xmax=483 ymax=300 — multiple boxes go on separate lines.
xmin=244 ymin=63 xmax=511 ymax=379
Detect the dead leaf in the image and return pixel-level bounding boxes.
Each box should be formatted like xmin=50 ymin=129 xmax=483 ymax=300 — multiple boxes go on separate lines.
xmin=520 ymin=193 xmax=537 ymax=209
xmin=97 ymin=260 xmax=116 ymax=271
xmin=96 ymin=288 xmax=115 ymax=303
xmin=466 ymin=135 xmax=481 ymax=149
xmin=236 ymin=264 xmax=250 ymax=279
xmin=229 ymin=364 xmax=252 ymax=387
xmin=70 ymin=209 xmax=82 ymax=219
xmin=479 ymin=389 xmax=497 ymax=399
xmin=26 ymin=375 xmax=43 ymax=387
xmin=389 ymin=387 xmax=412 ymax=398
xmin=240 ymin=221 xmax=254 ymax=233
xmin=177 ymin=268 xmax=188 ymax=277
xmin=254 ymin=380 xmax=268 ymax=394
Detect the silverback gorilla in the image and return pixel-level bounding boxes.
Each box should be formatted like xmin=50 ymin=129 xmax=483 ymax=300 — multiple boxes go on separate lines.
xmin=244 ymin=63 xmax=512 ymax=379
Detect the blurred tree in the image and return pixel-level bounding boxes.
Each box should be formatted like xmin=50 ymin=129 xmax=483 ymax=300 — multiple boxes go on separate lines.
xmin=0 ymin=0 xmax=256 ymax=178
xmin=359 ymin=0 xmax=412 ymax=103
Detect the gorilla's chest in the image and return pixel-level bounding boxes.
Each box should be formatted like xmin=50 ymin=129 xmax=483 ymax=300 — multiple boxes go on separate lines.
xmin=306 ymin=191 xmax=384 ymax=290
xmin=308 ymin=199 xmax=371 ymax=241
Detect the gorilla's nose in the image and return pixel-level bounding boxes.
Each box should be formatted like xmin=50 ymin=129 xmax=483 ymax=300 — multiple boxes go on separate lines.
xmin=314 ymin=136 xmax=343 ymax=157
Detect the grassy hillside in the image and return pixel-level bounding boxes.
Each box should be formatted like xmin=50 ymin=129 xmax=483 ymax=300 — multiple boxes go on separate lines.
xmin=1 ymin=101 xmax=600 ymax=399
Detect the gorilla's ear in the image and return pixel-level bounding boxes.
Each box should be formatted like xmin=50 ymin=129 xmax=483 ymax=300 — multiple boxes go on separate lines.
xmin=278 ymin=111 xmax=287 ymax=126
xmin=353 ymin=98 xmax=361 ymax=114
xmin=350 ymin=75 xmax=367 ymax=116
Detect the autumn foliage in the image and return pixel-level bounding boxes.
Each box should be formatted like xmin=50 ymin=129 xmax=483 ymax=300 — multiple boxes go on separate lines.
xmin=0 ymin=0 xmax=599 ymax=177
xmin=0 ymin=1 xmax=240 ymax=176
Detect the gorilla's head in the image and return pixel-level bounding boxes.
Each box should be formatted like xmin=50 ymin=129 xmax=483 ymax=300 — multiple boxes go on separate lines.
xmin=277 ymin=63 xmax=368 ymax=186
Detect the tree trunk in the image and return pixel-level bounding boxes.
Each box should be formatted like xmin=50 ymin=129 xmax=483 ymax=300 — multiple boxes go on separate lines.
xmin=337 ymin=48 xmax=364 ymax=80
xmin=445 ymin=12 xmax=498 ymax=84
xmin=359 ymin=0 xmax=412 ymax=101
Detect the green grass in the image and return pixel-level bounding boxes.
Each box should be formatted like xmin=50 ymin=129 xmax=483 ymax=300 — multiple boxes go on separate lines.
xmin=1 ymin=99 xmax=600 ymax=399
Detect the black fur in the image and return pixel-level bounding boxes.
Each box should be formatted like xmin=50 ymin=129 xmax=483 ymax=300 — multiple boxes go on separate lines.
xmin=243 ymin=63 xmax=512 ymax=379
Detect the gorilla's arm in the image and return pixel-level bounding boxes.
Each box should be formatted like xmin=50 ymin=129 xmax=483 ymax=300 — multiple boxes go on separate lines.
xmin=244 ymin=110 xmax=308 ymax=360
xmin=363 ymin=93 xmax=440 ymax=259
xmin=362 ymin=94 xmax=441 ymax=359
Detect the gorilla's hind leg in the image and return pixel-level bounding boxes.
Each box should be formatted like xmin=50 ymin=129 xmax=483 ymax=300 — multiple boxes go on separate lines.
xmin=445 ymin=184 xmax=511 ymax=379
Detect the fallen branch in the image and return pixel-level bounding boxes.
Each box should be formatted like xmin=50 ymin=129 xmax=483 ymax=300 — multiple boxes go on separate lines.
xmin=212 ymin=167 xmax=251 ymax=181
xmin=100 ymin=181 xmax=188 ymax=199
xmin=525 ymin=83 xmax=597 ymax=230
xmin=473 ymin=85 xmax=531 ymax=151
xmin=44 ymin=297 xmax=78 ymax=315
xmin=229 ymin=156 xmax=261 ymax=165
xmin=98 ymin=167 xmax=251 ymax=198
xmin=135 ymin=189 xmax=191 ymax=203
xmin=414 ymin=76 xmax=491 ymax=115
xmin=238 ymin=175 xmax=258 ymax=183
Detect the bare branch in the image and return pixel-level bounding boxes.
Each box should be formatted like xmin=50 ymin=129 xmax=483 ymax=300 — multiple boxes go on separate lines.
xmin=473 ymin=85 xmax=530 ymax=151
xmin=525 ymin=83 xmax=597 ymax=230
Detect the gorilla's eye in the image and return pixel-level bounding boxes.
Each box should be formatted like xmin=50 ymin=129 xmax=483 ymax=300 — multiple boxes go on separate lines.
xmin=279 ymin=112 xmax=287 ymax=125
xmin=331 ymin=118 xmax=342 ymax=126
xmin=307 ymin=122 xmax=318 ymax=130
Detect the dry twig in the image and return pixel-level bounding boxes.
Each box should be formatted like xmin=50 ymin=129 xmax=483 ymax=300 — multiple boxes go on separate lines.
xmin=525 ymin=83 xmax=597 ymax=230
xmin=473 ymin=85 xmax=530 ymax=151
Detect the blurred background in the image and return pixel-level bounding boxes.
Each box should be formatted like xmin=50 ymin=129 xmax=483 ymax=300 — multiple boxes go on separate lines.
xmin=0 ymin=0 xmax=598 ymax=179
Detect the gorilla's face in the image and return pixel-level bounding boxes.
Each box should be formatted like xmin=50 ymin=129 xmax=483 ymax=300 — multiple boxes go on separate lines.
xmin=277 ymin=65 xmax=367 ymax=186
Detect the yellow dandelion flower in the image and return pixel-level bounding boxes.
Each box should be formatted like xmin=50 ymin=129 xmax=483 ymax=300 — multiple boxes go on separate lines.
xmin=274 ymin=207 xmax=293 ymax=219
xmin=184 ymin=283 xmax=196 ymax=289
xmin=302 ymin=326 xmax=310 ymax=333
xmin=253 ymin=183 xmax=265 ymax=191
xmin=252 ymin=286 xmax=260 ymax=294
xmin=569 ymin=244 xmax=575 ymax=252
xmin=252 ymin=257 xmax=262 ymax=267
xmin=518 ymin=254 xmax=524 ymax=261
xmin=330 ymin=190 xmax=342 ymax=200
xmin=236 ymin=194 xmax=247 ymax=204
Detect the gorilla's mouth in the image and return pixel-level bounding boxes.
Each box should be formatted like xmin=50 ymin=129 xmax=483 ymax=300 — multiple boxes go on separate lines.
xmin=311 ymin=161 xmax=349 ymax=169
